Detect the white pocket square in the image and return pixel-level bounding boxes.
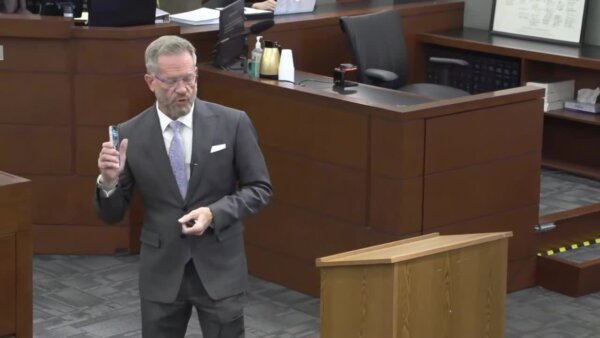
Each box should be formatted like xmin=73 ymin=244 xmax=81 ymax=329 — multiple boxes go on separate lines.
xmin=210 ymin=144 xmax=226 ymax=153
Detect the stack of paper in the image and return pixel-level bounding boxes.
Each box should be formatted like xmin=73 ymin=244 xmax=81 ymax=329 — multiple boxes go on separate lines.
xmin=170 ymin=7 xmax=220 ymax=25
xmin=526 ymin=79 xmax=575 ymax=112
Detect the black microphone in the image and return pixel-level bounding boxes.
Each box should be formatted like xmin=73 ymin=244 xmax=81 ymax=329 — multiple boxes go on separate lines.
xmin=216 ymin=19 xmax=274 ymax=45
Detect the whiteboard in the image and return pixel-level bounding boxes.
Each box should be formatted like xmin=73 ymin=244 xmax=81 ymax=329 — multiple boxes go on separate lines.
xmin=491 ymin=0 xmax=588 ymax=45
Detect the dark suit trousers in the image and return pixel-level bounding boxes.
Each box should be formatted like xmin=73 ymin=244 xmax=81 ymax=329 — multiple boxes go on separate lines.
xmin=141 ymin=261 xmax=245 ymax=338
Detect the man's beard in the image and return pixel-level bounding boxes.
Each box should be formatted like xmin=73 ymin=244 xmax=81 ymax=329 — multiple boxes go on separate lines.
xmin=161 ymin=90 xmax=196 ymax=119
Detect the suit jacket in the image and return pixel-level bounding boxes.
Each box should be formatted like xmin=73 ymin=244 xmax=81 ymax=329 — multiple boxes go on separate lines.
xmin=95 ymin=98 xmax=272 ymax=303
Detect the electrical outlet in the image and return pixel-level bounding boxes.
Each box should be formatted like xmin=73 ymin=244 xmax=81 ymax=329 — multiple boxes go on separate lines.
xmin=0 ymin=45 xmax=3 ymax=61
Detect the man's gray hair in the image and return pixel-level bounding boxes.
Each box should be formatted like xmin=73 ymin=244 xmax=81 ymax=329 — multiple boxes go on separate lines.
xmin=145 ymin=35 xmax=197 ymax=74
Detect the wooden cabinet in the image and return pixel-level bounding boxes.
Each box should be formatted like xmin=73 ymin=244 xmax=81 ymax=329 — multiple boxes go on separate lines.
xmin=0 ymin=172 xmax=32 ymax=338
xmin=198 ymin=65 xmax=544 ymax=295
xmin=417 ymin=28 xmax=600 ymax=180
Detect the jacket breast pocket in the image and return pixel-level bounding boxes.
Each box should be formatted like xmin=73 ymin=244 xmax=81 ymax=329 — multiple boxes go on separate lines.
xmin=140 ymin=229 xmax=161 ymax=248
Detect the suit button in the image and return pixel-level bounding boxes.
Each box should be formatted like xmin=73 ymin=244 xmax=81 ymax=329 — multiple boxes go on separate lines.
xmin=182 ymin=206 xmax=188 ymax=212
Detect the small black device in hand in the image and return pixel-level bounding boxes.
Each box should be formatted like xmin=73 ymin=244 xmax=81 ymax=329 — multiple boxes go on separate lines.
xmin=185 ymin=220 xmax=196 ymax=228
xmin=108 ymin=125 xmax=119 ymax=151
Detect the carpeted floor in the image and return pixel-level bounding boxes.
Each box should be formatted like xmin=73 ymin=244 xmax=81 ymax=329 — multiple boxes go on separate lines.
xmin=33 ymin=169 xmax=600 ymax=337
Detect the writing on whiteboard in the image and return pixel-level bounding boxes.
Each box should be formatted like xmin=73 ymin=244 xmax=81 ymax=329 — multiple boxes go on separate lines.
xmin=492 ymin=0 xmax=587 ymax=44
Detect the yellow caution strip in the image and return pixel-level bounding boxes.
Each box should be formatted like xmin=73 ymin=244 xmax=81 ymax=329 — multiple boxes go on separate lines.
xmin=538 ymin=236 xmax=600 ymax=256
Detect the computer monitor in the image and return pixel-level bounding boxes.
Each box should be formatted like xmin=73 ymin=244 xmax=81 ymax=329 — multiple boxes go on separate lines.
xmin=87 ymin=0 xmax=156 ymax=27
xmin=213 ymin=0 xmax=245 ymax=69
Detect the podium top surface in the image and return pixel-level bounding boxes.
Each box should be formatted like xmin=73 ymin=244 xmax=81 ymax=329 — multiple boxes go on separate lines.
xmin=316 ymin=232 xmax=512 ymax=267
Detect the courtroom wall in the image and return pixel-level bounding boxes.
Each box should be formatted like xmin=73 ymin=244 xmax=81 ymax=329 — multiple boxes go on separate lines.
xmin=463 ymin=0 xmax=600 ymax=46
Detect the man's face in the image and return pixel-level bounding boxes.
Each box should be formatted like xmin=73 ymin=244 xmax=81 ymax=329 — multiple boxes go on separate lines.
xmin=145 ymin=52 xmax=197 ymax=120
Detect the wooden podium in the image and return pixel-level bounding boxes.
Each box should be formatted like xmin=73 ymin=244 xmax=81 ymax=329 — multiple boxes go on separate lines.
xmin=316 ymin=232 xmax=512 ymax=338
xmin=0 ymin=172 xmax=32 ymax=338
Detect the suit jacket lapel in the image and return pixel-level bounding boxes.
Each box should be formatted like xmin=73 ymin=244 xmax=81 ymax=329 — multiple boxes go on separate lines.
xmin=186 ymin=99 xmax=216 ymax=203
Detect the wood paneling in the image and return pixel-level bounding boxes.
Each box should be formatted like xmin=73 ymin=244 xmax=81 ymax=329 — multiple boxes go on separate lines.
xmin=0 ymin=73 xmax=71 ymax=125
xmin=73 ymin=39 xmax=155 ymax=73
xmin=265 ymin=148 xmax=367 ymax=224
xmin=0 ymin=38 xmax=69 ymax=72
xmin=245 ymin=201 xmax=359 ymax=260
xmin=0 ymin=126 xmax=72 ymax=175
xmin=0 ymin=16 xmax=179 ymax=254
xmin=418 ymin=28 xmax=600 ymax=179
xmin=542 ymin=117 xmax=600 ymax=178
xmin=0 ymin=235 xmax=16 ymax=336
xmin=423 ymin=153 xmax=541 ymax=229
xmin=0 ymin=172 xmax=32 ymax=338
xmin=33 ymin=224 xmax=129 ymax=254
xmin=74 ymin=74 xmax=155 ymax=126
xmin=319 ymin=235 xmax=508 ymax=338
xmin=246 ymin=243 xmax=320 ymax=296
xmin=537 ymin=256 xmax=600 ymax=297
xmin=29 ymin=175 xmax=129 ymax=227
xmin=369 ymin=175 xmax=422 ymax=235
xmin=198 ymin=62 xmax=543 ymax=294
xmin=75 ymin=126 xmax=112 ymax=176
xmin=371 ymin=118 xmax=424 ymax=178
xmin=425 ymin=100 xmax=543 ymax=173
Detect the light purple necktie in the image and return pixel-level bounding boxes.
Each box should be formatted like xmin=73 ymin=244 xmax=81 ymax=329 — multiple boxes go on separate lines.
xmin=168 ymin=121 xmax=187 ymax=199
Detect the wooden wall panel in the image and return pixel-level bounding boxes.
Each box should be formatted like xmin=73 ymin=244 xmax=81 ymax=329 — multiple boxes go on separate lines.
xmin=199 ymin=74 xmax=370 ymax=170
xmin=425 ymin=100 xmax=543 ymax=173
xmin=507 ymin=257 xmax=537 ymax=291
xmin=74 ymin=74 xmax=154 ymax=126
xmin=0 ymin=235 xmax=16 ymax=336
xmin=371 ymin=118 xmax=424 ymax=178
xmin=0 ymin=38 xmax=69 ymax=72
xmin=0 ymin=73 xmax=71 ymax=125
xmin=245 ymin=201 xmax=359 ymax=260
xmin=29 ymin=175 xmax=129 ymax=227
xmin=73 ymin=39 xmax=155 ymax=73
xmin=33 ymin=224 xmax=129 ymax=254
xmin=355 ymin=227 xmax=419 ymax=249
xmin=424 ymin=206 xmax=538 ymax=261
xmin=0 ymin=126 xmax=72 ymax=175
xmin=369 ymin=175 xmax=422 ymax=235
xmin=423 ymin=153 xmax=540 ymax=229
xmin=246 ymin=242 xmax=320 ymax=296
xmin=75 ymin=126 xmax=109 ymax=176
xmin=265 ymin=148 xmax=367 ymax=225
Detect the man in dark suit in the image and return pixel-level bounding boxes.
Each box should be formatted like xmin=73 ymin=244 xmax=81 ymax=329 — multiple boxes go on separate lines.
xmin=95 ymin=35 xmax=272 ymax=338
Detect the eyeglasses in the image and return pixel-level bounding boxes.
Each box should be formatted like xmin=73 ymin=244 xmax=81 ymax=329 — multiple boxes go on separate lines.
xmin=152 ymin=73 xmax=197 ymax=88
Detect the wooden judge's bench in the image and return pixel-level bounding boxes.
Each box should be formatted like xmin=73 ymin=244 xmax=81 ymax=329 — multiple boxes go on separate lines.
xmin=2 ymin=0 xmax=596 ymax=301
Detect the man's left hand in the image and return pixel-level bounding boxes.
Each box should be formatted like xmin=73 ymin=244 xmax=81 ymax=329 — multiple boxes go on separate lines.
xmin=179 ymin=207 xmax=213 ymax=236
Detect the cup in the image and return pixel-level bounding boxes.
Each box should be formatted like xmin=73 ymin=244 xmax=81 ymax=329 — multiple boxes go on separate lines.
xmin=278 ymin=49 xmax=295 ymax=83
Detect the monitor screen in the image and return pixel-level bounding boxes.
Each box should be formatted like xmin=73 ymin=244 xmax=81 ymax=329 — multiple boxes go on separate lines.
xmin=214 ymin=0 xmax=245 ymax=69
xmin=88 ymin=0 xmax=156 ymax=27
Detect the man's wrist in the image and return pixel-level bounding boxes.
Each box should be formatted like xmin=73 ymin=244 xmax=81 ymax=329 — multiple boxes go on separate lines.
xmin=98 ymin=175 xmax=118 ymax=190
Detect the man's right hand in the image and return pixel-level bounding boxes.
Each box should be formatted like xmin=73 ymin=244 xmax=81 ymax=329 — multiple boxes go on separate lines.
xmin=98 ymin=139 xmax=128 ymax=188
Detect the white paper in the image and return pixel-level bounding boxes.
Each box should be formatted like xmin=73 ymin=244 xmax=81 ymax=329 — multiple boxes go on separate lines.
xmin=171 ymin=7 xmax=220 ymax=25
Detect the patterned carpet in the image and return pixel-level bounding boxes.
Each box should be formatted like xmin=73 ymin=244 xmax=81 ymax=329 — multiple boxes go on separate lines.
xmin=32 ymin=169 xmax=600 ymax=337
xmin=33 ymin=254 xmax=600 ymax=338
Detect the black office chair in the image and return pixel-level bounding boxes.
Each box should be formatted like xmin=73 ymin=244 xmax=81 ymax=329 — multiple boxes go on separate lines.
xmin=339 ymin=10 xmax=470 ymax=99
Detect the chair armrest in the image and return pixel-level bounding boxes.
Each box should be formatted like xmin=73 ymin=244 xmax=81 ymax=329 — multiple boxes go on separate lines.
xmin=428 ymin=57 xmax=469 ymax=66
xmin=365 ymin=68 xmax=399 ymax=82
